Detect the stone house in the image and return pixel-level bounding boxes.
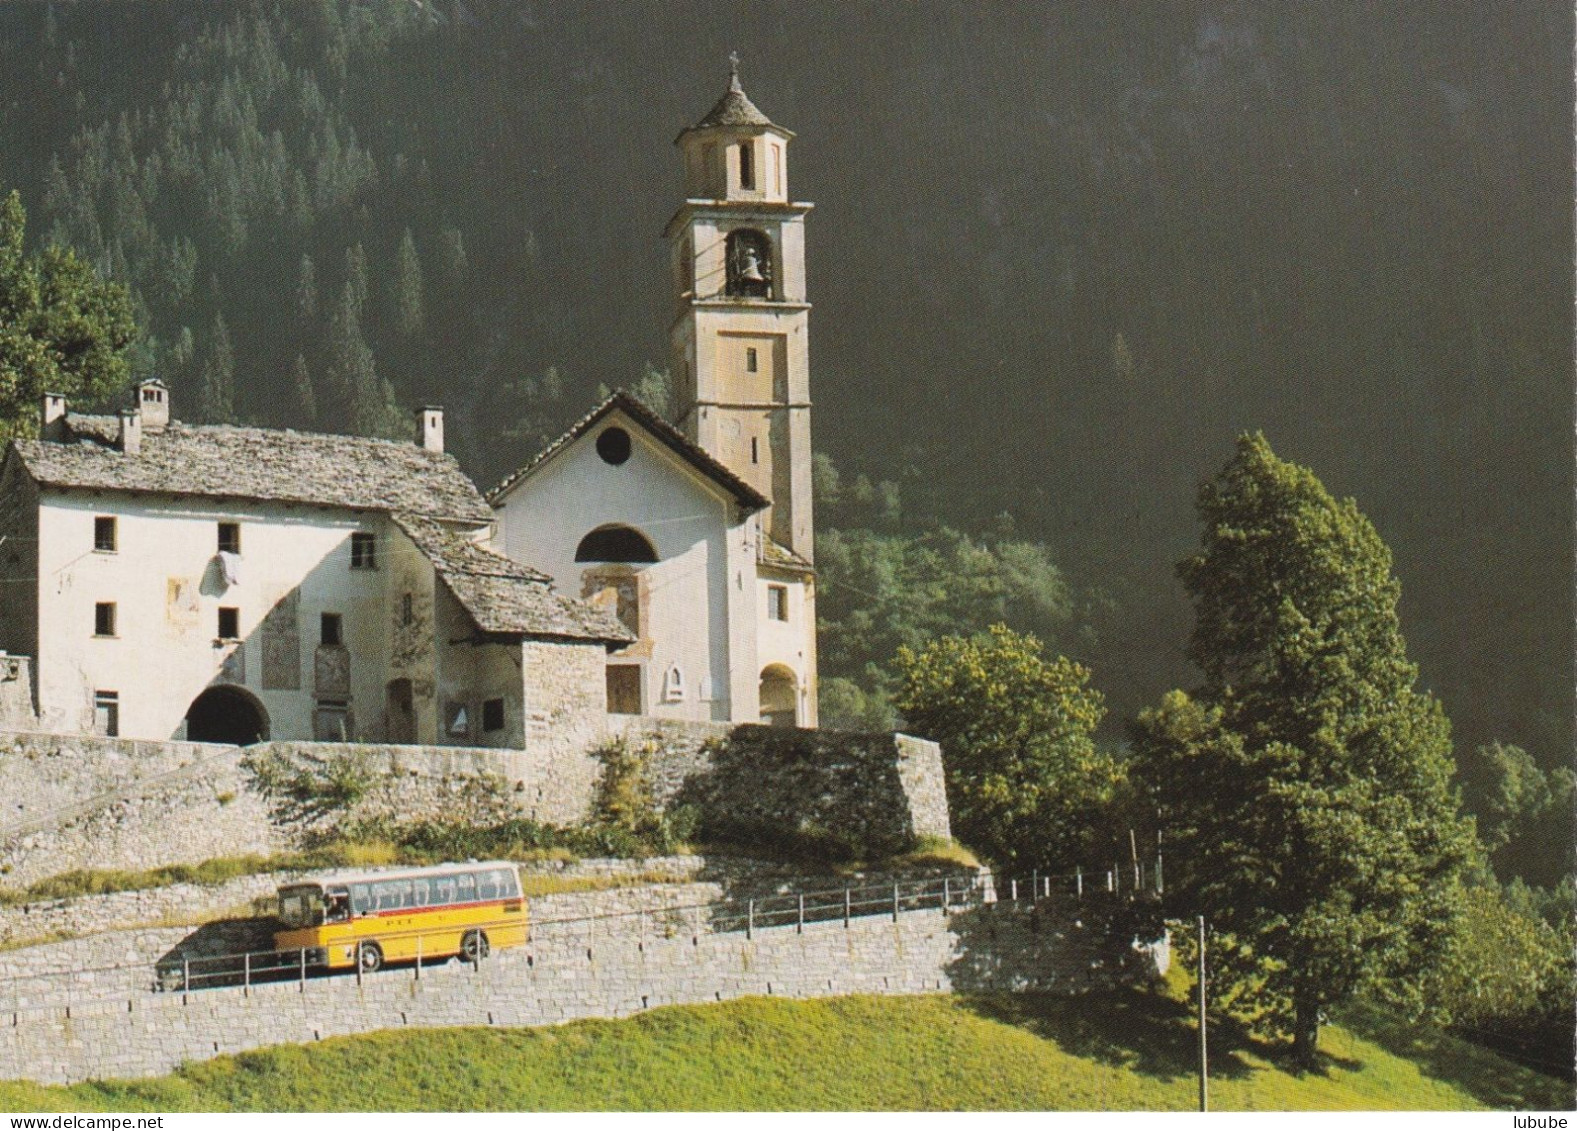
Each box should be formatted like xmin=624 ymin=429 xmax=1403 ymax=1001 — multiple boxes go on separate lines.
xmin=0 ymin=383 xmax=630 ymax=747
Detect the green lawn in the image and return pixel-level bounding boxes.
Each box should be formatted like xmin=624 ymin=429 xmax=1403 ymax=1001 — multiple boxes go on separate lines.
xmin=0 ymin=983 xmax=1566 ymax=1112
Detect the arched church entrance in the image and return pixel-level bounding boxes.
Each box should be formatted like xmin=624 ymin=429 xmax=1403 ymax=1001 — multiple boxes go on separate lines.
xmin=759 ymin=664 xmax=798 ymax=728
xmin=185 ymin=686 xmax=269 ymax=745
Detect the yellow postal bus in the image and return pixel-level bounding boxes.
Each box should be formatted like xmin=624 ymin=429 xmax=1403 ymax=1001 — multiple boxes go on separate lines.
xmin=273 ymin=861 xmax=527 ymax=974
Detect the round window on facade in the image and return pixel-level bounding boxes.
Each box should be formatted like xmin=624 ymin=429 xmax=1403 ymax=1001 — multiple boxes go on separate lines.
xmin=596 ymin=427 xmax=632 ymax=465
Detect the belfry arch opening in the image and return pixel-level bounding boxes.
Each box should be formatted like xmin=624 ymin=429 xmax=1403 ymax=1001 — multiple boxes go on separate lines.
xmin=725 ymin=229 xmax=773 ymax=299
xmin=185 ymin=685 xmax=269 ymax=745
xmin=759 ymin=664 xmax=798 ymax=728
xmin=575 ymin=524 xmax=658 ymax=564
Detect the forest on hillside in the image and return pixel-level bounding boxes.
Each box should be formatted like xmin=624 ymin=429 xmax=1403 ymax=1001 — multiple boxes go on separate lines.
xmin=0 ymin=3 xmax=1568 ymax=887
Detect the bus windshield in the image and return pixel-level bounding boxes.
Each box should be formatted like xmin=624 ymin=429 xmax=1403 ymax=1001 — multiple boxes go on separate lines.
xmin=277 ymin=885 xmax=326 ymax=928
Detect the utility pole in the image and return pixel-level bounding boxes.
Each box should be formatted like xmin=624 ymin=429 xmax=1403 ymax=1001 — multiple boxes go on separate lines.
xmin=1197 ymin=915 xmax=1209 ymax=1113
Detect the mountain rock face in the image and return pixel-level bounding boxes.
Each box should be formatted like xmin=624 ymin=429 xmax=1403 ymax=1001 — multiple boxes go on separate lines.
xmin=0 ymin=3 xmax=1566 ymax=810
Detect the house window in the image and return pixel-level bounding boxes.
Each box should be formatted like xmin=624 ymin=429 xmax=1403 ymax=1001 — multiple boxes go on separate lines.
xmin=321 ymin=612 xmax=343 ymax=647
xmin=768 ymin=585 xmax=789 ymax=621
xmin=482 ymin=697 xmax=505 ymax=732
xmin=217 ymin=606 xmax=240 ymax=640
xmin=217 ymin=522 xmax=241 ymax=555
xmin=738 ymin=141 xmax=754 ymax=189
xmin=93 ymin=691 xmax=119 ymax=737
xmin=94 ymin=602 xmax=117 ymax=637
xmin=751 ymin=437 xmax=759 ymax=464
xmin=350 ymin=532 xmax=377 ymax=569
xmin=745 ymin=346 xmax=758 ymax=373
xmin=606 ymin=665 xmax=642 ymax=715
xmin=94 ymin=516 xmax=117 ymax=553
xmin=313 ymin=699 xmax=350 ymax=742
xmin=401 ymin=593 xmax=414 ymax=627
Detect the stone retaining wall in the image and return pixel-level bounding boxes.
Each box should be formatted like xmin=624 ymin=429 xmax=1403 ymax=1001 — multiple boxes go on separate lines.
xmin=610 ymin=718 xmax=952 ymax=854
xmin=0 ymin=893 xmax=1162 ymax=1085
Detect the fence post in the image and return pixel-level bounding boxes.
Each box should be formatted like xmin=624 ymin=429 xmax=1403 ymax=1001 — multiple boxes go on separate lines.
xmin=182 ymin=956 xmax=190 ymax=993
xmin=797 ymin=893 xmax=804 ymax=934
xmin=843 ymin=888 xmax=850 ymax=928
xmin=415 ymin=934 xmax=422 ymax=981
xmin=299 ymin=947 xmax=306 ymax=992
xmin=942 ymin=876 xmax=950 ymax=912
xmin=747 ymin=898 xmax=754 ymax=940
xmin=243 ymin=951 xmax=250 ymax=992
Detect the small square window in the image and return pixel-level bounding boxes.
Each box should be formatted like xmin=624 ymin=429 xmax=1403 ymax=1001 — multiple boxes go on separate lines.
xmin=482 ymin=697 xmax=505 ymax=732
xmin=751 ymin=436 xmax=759 ymax=464
xmin=350 ymin=532 xmax=377 ymax=569
xmin=93 ymin=691 xmax=119 ymax=737
xmin=218 ymin=523 xmax=241 ymax=555
xmin=217 ymin=606 xmax=240 ymax=640
xmin=768 ymin=585 xmax=789 ymax=622
xmin=321 ymin=612 xmax=343 ymax=647
xmin=94 ymin=516 xmax=117 ymax=552
xmin=94 ymin=602 xmax=117 ymax=637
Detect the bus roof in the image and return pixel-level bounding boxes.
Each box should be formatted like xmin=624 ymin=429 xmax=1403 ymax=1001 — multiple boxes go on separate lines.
xmin=279 ymin=861 xmax=521 ymax=890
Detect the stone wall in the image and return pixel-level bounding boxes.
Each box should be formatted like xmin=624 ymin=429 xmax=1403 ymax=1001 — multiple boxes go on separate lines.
xmin=611 ymin=717 xmax=952 ymax=855
xmin=0 ymin=891 xmax=1162 ymax=1085
xmin=0 ymin=656 xmax=36 ymax=731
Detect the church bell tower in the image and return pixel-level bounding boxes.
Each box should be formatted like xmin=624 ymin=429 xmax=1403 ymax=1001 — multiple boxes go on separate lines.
xmin=667 ymin=58 xmax=814 ymax=561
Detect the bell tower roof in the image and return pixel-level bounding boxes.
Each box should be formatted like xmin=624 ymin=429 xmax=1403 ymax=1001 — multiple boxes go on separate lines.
xmin=679 ymin=55 xmax=792 ymax=140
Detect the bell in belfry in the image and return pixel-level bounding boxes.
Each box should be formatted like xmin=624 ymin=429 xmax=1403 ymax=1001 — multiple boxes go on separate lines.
xmin=739 ymin=245 xmax=766 ymax=282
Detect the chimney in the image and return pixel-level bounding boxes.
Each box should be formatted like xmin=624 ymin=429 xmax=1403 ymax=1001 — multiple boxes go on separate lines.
xmin=418 ymin=406 xmax=444 ymax=453
xmin=118 ymin=409 xmax=142 ymax=456
xmin=135 ymin=378 xmax=169 ymax=432
xmin=39 ymin=393 xmax=66 ymax=441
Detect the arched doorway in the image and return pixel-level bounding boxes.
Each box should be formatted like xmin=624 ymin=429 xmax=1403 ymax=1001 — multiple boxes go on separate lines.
xmin=759 ymin=664 xmax=798 ymax=728
xmin=185 ymin=686 xmax=269 ymax=745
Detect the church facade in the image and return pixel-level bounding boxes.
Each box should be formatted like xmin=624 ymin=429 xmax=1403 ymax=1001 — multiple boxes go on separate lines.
xmin=491 ymin=66 xmax=819 ymax=727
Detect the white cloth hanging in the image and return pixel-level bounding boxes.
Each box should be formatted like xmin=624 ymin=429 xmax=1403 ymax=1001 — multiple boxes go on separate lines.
xmin=217 ymin=551 xmax=241 ymax=586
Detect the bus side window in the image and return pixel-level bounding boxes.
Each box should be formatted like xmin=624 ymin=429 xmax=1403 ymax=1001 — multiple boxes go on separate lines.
xmin=327 ymin=890 xmax=350 ymax=922
xmin=435 ymin=877 xmax=456 ymax=905
xmin=350 ymin=884 xmax=371 ymax=916
xmin=457 ymin=872 xmax=477 ymax=902
xmin=504 ymin=869 xmax=521 ymax=898
xmin=479 ymin=871 xmax=499 ymax=900
xmin=411 ymin=878 xmax=430 ymax=907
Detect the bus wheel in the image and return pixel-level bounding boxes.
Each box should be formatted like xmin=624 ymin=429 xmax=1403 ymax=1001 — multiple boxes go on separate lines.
xmin=357 ymin=941 xmax=383 ymax=974
xmin=461 ymin=930 xmax=490 ymax=963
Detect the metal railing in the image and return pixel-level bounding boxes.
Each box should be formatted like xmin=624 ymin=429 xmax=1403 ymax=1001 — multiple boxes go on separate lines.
xmin=0 ymin=860 xmax=1162 ymax=1027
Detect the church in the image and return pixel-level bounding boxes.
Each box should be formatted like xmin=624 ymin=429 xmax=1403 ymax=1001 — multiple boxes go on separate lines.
xmin=0 ymin=65 xmax=820 ymax=746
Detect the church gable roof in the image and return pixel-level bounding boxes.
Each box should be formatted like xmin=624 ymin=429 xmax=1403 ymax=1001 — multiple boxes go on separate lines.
xmin=11 ymin=416 xmax=492 ymax=523
xmin=487 ymin=389 xmax=770 ymax=513
xmin=392 ymin=513 xmax=631 ymax=644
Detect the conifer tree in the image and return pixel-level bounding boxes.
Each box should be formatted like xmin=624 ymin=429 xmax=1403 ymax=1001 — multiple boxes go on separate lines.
xmin=296 ymin=253 xmax=317 ymax=323
xmin=393 ymin=228 xmax=423 ymax=337
xmin=290 ymin=352 xmax=316 ymax=427
xmin=1132 ymin=433 xmax=1475 ymax=1066
xmin=195 ymin=311 xmax=235 ymax=423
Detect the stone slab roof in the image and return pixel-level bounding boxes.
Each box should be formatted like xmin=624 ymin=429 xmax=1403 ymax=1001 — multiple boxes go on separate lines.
xmin=677 ymin=72 xmax=792 ymax=142
xmin=11 ymin=416 xmax=492 ymax=524
xmin=760 ymin=533 xmax=814 ymax=574
xmin=488 ymin=389 xmax=770 ymax=513
xmin=393 ymin=513 xmax=631 ymax=645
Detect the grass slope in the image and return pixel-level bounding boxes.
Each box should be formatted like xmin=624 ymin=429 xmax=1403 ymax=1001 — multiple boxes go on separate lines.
xmin=0 ymin=984 xmax=1567 ymax=1112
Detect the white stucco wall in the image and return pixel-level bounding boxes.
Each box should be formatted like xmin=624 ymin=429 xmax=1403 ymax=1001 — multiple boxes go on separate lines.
xmin=32 ymin=492 xmax=403 ymax=742
xmin=493 ymin=410 xmax=755 ymax=724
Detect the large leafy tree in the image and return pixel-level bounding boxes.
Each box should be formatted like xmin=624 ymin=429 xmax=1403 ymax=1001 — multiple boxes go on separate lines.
xmin=0 ymin=190 xmax=136 ymax=438
xmin=1131 ymin=433 xmax=1475 ymax=1066
xmin=895 ymin=624 xmax=1119 ymax=873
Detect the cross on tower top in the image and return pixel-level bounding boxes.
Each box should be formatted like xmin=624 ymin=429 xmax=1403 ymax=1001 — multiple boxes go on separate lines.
xmin=728 ymin=51 xmax=741 ymax=91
